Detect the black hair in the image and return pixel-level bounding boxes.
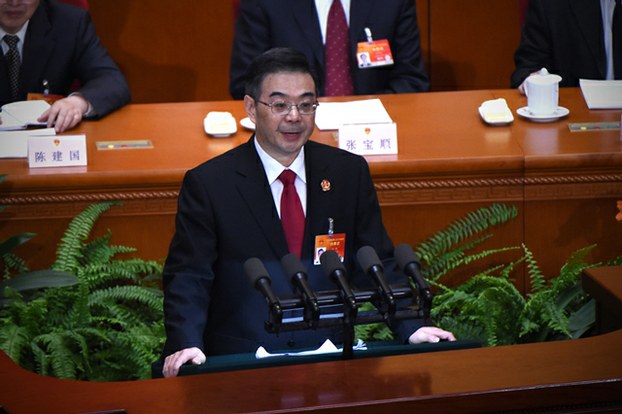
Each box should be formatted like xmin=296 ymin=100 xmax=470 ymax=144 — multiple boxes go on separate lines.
xmin=244 ymin=47 xmax=319 ymax=100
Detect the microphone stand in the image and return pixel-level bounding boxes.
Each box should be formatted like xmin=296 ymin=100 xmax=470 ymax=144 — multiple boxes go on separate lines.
xmin=247 ymin=250 xmax=430 ymax=360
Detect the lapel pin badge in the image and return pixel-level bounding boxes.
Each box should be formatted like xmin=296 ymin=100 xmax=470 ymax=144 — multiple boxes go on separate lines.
xmin=320 ymin=179 xmax=331 ymax=192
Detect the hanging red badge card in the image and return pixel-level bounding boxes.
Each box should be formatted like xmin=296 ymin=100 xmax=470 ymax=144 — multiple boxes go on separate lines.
xmin=356 ymin=27 xmax=394 ymax=69
xmin=314 ymin=218 xmax=346 ymax=265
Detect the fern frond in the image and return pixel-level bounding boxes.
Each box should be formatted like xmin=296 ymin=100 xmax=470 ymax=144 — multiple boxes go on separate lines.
xmin=33 ymin=332 xmax=77 ymax=379
xmin=523 ymin=244 xmax=546 ymax=293
xmin=0 ymin=322 xmax=29 ymax=362
xmin=416 ymin=203 xmax=518 ymax=267
xmin=52 ymin=201 xmax=122 ymax=273
xmin=88 ymin=285 xmax=163 ymax=313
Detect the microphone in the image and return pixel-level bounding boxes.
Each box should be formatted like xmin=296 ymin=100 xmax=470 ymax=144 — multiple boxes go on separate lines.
xmin=356 ymin=246 xmax=395 ymax=314
xmin=244 ymin=257 xmax=282 ymax=324
xmin=319 ymin=250 xmax=357 ymax=312
xmin=394 ymin=244 xmax=433 ymax=313
xmin=281 ymin=253 xmax=320 ymax=326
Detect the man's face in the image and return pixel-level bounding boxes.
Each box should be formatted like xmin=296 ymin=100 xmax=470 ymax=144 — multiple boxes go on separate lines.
xmin=244 ymin=71 xmax=317 ymax=167
xmin=0 ymin=0 xmax=39 ymax=34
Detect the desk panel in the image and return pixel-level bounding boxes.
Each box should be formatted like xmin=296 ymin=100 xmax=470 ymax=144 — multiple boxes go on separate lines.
xmin=1 ymin=89 xmax=620 ymax=289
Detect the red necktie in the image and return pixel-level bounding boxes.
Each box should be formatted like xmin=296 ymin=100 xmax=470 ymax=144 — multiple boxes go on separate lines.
xmin=278 ymin=170 xmax=305 ymax=258
xmin=324 ymin=0 xmax=354 ymax=96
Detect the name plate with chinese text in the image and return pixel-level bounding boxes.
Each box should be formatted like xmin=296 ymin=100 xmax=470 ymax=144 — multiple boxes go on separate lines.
xmin=28 ymin=135 xmax=87 ymax=168
xmin=338 ymin=122 xmax=398 ymax=155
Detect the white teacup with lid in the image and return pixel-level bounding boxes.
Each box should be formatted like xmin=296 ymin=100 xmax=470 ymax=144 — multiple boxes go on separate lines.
xmin=524 ymin=68 xmax=562 ymax=116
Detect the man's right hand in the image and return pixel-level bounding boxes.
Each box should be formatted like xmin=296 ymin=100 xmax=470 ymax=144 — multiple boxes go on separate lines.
xmin=162 ymin=347 xmax=206 ymax=378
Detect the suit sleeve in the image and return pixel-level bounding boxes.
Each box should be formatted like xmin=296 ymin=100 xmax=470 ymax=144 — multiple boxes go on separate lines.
xmin=511 ymin=0 xmax=554 ymax=88
xmin=73 ymin=12 xmax=131 ymax=117
xmin=382 ymin=0 xmax=429 ymax=93
xmin=229 ymin=0 xmax=272 ymax=99
xmin=349 ymin=156 xmax=425 ymax=341
xmin=162 ymin=169 xmax=218 ymax=356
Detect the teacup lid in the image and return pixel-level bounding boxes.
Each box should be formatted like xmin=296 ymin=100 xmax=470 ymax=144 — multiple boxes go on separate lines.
xmin=529 ymin=67 xmax=562 ymax=83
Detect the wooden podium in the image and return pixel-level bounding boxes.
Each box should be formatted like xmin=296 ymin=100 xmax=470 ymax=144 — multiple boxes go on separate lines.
xmin=0 ymin=268 xmax=620 ymax=414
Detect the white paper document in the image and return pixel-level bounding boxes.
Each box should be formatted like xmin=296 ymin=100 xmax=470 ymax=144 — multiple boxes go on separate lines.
xmin=315 ymin=98 xmax=393 ymax=130
xmin=255 ymin=339 xmax=367 ymax=359
xmin=0 ymin=128 xmax=56 ymax=158
xmin=0 ymin=100 xmax=50 ymax=130
xmin=579 ymin=79 xmax=622 ymax=109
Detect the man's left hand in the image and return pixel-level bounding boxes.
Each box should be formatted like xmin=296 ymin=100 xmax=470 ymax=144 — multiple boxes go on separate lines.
xmin=37 ymin=95 xmax=89 ymax=133
xmin=408 ymin=326 xmax=456 ymax=344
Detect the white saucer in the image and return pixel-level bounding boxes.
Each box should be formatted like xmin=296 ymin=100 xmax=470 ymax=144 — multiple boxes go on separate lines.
xmin=516 ymin=106 xmax=569 ymax=123
xmin=240 ymin=117 xmax=255 ymax=130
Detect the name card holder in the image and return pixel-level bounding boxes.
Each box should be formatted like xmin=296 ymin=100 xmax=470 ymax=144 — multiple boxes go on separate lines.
xmin=28 ymin=135 xmax=87 ymax=168
xmin=338 ymin=122 xmax=398 ymax=155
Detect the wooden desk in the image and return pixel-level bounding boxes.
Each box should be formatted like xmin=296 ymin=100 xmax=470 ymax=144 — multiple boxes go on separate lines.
xmin=583 ymin=266 xmax=622 ymax=334
xmin=0 ymin=270 xmax=620 ymax=413
xmin=1 ymin=89 xmax=620 ymax=289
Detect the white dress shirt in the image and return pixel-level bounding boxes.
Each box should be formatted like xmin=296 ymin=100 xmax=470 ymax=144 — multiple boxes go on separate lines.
xmin=315 ymin=0 xmax=351 ymax=44
xmin=254 ymin=138 xmax=307 ymax=218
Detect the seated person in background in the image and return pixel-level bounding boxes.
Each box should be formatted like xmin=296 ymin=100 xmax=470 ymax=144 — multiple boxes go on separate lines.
xmin=162 ymin=47 xmax=454 ymax=378
xmin=511 ymin=0 xmax=622 ymax=93
xmin=0 ymin=0 xmax=130 ymax=132
xmin=229 ymin=0 xmax=429 ymax=99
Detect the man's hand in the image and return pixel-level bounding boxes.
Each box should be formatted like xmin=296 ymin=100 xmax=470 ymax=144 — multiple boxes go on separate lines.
xmin=162 ymin=347 xmax=206 ymax=378
xmin=37 ymin=95 xmax=89 ymax=133
xmin=408 ymin=326 xmax=456 ymax=344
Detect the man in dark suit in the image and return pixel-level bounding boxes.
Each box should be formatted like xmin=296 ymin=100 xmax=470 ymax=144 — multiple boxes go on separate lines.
xmin=229 ymin=0 xmax=429 ymax=99
xmin=0 ymin=0 xmax=130 ymax=132
xmin=162 ymin=48 xmax=453 ymax=377
xmin=511 ymin=0 xmax=621 ymax=90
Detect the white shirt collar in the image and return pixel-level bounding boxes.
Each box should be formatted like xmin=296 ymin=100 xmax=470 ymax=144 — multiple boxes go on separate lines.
xmin=253 ymin=137 xmax=307 ymax=185
xmin=1 ymin=21 xmax=29 ymax=56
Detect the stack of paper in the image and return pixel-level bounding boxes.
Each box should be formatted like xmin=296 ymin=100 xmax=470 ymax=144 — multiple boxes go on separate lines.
xmin=314 ymin=98 xmax=393 ymax=130
xmin=0 ymin=128 xmax=55 ymax=158
xmin=0 ymin=100 xmax=49 ymax=130
xmin=579 ymin=79 xmax=622 ymax=109
xmin=255 ymin=339 xmax=367 ymax=359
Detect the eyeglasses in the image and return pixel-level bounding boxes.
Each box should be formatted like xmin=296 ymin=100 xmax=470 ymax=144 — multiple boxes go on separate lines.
xmin=257 ymin=100 xmax=319 ymax=116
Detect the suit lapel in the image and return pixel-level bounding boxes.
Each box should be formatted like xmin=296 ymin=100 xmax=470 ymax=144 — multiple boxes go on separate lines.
xmin=21 ymin=3 xmax=55 ymax=95
xmin=349 ymin=0 xmax=373 ymax=50
xmin=234 ymin=138 xmax=290 ymax=258
xmin=570 ymin=0 xmax=606 ymax=77
xmin=303 ymin=142 xmax=336 ymax=260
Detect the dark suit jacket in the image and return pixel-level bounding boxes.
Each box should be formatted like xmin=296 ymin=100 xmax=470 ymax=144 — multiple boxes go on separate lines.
xmin=229 ymin=0 xmax=429 ymax=99
xmin=511 ymin=0 xmax=606 ymax=88
xmin=162 ymin=138 xmax=421 ymax=357
xmin=0 ymin=0 xmax=130 ymax=117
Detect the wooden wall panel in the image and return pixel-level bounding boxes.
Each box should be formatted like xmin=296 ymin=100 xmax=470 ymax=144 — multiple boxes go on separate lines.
xmin=86 ymin=1 xmax=521 ymax=103
xmin=423 ymin=0 xmax=521 ymax=91
xmin=88 ymin=0 xmax=234 ymax=103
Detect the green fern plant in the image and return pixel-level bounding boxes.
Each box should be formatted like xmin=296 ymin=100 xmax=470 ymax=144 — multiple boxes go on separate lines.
xmin=356 ymin=203 xmax=520 ymax=342
xmin=356 ymin=203 xmax=620 ymax=346
xmin=0 ymin=201 xmax=164 ymax=381
xmin=0 ymin=174 xmax=36 ymax=279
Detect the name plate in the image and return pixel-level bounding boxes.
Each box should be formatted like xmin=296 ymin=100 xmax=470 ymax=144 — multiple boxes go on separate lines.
xmin=338 ymin=123 xmax=398 ymax=155
xmin=28 ymin=135 xmax=87 ymax=168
